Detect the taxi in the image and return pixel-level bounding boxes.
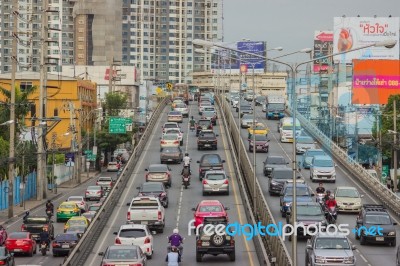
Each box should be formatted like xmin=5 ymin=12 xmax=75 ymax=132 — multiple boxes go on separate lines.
xmin=64 ymin=216 xmax=90 ymax=232
xmin=56 ymin=202 xmax=81 ymax=222
xmin=248 ymin=122 xmax=269 ymax=137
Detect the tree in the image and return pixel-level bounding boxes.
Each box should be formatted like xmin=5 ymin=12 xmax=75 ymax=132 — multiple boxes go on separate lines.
xmin=0 ymin=137 xmax=9 ymax=179
xmin=103 ymin=92 xmax=128 ymax=117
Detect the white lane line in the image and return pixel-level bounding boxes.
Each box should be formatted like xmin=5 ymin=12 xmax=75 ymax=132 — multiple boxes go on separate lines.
xmin=88 ymin=110 xmax=163 ymax=266
xmin=359 ymin=254 xmax=368 ymax=263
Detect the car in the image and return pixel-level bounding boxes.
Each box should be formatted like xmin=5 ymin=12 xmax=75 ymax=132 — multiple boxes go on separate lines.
xmin=240 ymin=114 xmax=258 ymax=128
xmin=137 ymin=182 xmax=169 ymax=208
xmin=173 ymin=103 xmax=189 ymax=117
xmin=305 ymin=232 xmax=356 ymax=266
xmin=52 ymin=233 xmax=80 ymax=256
xmin=231 ymin=96 xmax=240 ymax=108
xmin=0 ymin=247 xmax=14 ymax=265
xmin=82 ymin=212 xmax=96 ymax=223
xmin=196 ymin=217 xmax=235 ymax=262
xmin=67 ymin=196 xmax=88 ymax=213
xmin=21 ymin=215 xmax=54 ymax=242
xmin=199 ymin=102 xmax=213 ymax=115
xmin=248 ymin=134 xmax=270 ymax=152
xmin=167 ymin=111 xmax=183 ymax=123
xmin=203 ymin=106 xmax=217 ymax=117
xmin=197 ymin=154 xmax=225 ymax=180
xmin=268 ymin=168 xmax=300 ymax=195
xmin=172 ymin=99 xmax=184 ymax=109
xmin=107 ymin=161 xmax=119 ymax=172
xmin=66 ymin=225 xmax=87 ymax=238
xmin=160 ymin=133 xmax=180 ymax=149
xmin=197 ymin=130 xmax=218 ymax=150
xmin=239 ymin=105 xmax=253 ymax=117
xmin=98 ymin=245 xmax=147 ymax=266
xmin=202 ymin=170 xmax=230 ymax=195
xmin=280 ymin=182 xmax=314 ymax=217
xmin=5 ymin=232 xmax=37 ymax=256
xmin=355 ymin=204 xmax=397 ymax=246
xmin=56 ymin=202 xmax=81 ymax=222
xmin=302 ymin=149 xmax=326 ymax=169
xmin=191 ymin=200 xmax=229 ymax=228
xmin=114 ymin=224 xmax=154 ymax=258
xmin=96 ymin=176 xmax=114 ymax=190
xmin=309 ymin=155 xmax=337 ymax=183
xmin=64 ymin=216 xmax=90 ymax=232
xmin=334 ymin=187 xmax=363 ymax=213
xmin=88 ymin=202 xmax=102 ymax=213
xmin=263 ymin=155 xmax=289 ymax=177
xmin=202 ymin=111 xmax=217 ymax=125
xmin=164 ymin=128 xmax=184 ymax=145
xmin=244 ymin=92 xmax=254 ymax=101
xmin=296 ymin=136 xmax=317 ymax=154
xmin=162 ymin=122 xmax=180 ymax=133
xmin=196 ymin=119 xmax=213 ymax=136
xmin=145 ymin=164 xmax=172 ymax=187
xmin=255 ymin=95 xmax=265 ymax=106
xmin=397 ymin=244 xmax=400 ymax=266
xmin=247 ymin=123 xmax=269 ymax=136
xmin=160 ymin=146 xmax=183 ymax=164
xmin=85 ymin=185 xmax=103 ymax=201
xmin=286 ymin=202 xmax=327 ymax=241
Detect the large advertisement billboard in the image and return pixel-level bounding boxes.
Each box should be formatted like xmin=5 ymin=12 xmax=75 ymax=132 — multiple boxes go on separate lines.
xmin=352 ymin=59 xmax=400 ymax=104
xmin=313 ymin=31 xmax=333 ymax=73
xmin=333 ymin=17 xmax=399 ymax=63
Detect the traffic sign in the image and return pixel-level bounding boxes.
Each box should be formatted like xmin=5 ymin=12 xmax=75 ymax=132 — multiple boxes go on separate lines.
xmin=166 ymin=82 xmax=173 ymax=91
xmin=87 ymin=154 xmax=96 ymax=161
xmin=84 ymin=150 xmax=92 ymax=156
xmin=109 ymin=117 xmax=127 ymax=134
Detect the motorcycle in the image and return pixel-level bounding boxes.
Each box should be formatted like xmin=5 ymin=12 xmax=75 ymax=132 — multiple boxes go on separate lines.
xmin=316 ymin=193 xmax=325 ymax=204
xmin=46 ymin=210 xmax=53 ymax=219
xmin=40 ymin=241 xmax=48 ymax=256
xmin=325 ymin=206 xmax=337 ymax=224
xmin=182 ymin=175 xmax=190 ymax=189
xmin=190 ymin=124 xmax=195 ymax=131
xmin=167 ymin=237 xmax=184 ymax=255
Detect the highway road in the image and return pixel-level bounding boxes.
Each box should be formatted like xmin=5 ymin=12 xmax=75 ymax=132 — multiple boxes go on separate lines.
xmin=227 ymin=98 xmax=399 ymax=266
xmin=83 ymin=101 xmax=259 ymax=266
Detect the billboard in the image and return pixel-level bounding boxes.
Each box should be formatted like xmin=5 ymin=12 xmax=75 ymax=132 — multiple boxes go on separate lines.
xmin=333 ymin=17 xmax=399 ymax=63
xmin=313 ymin=31 xmax=333 ymax=73
xmin=352 ymin=59 xmax=400 ymax=104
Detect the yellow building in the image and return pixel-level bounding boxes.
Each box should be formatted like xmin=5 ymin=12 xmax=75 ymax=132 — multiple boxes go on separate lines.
xmin=0 ymin=72 xmax=98 ymax=151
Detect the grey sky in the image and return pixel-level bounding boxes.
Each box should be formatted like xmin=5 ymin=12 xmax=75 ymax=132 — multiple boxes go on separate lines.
xmin=223 ymin=0 xmax=399 ymax=62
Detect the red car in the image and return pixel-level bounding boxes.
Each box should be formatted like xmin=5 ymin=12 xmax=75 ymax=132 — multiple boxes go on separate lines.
xmin=191 ymin=200 xmax=229 ymax=228
xmin=5 ymin=232 xmax=36 ymax=256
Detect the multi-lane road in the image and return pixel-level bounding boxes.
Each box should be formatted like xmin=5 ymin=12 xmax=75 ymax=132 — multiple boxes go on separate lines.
xmin=228 ymin=99 xmax=398 ymax=266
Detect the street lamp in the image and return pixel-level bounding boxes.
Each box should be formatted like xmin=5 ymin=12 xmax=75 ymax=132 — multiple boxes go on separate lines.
xmin=192 ymin=38 xmax=397 ymax=266
xmin=0 ymin=120 xmax=14 ymax=126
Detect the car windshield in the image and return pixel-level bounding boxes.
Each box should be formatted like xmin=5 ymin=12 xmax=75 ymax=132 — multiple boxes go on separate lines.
xmin=163 ymin=134 xmax=178 ymax=140
xmin=165 ymin=129 xmax=180 ymax=134
xmin=365 ymin=214 xmax=392 ymax=225
xmin=61 ymin=203 xmax=76 ymax=209
xmin=201 ymin=155 xmax=222 ymax=165
xmin=98 ymin=177 xmax=112 ymax=182
xmin=68 ymin=220 xmax=86 ymax=226
xmin=119 ymin=229 xmax=146 ymax=238
xmin=253 ymin=135 xmax=267 ymax=141
xmin=256 ymin=96 xmax=265 ymax=101
xmin=297 ymin=205 xmax=322 ymax=216
xmin=200 ymin=133 xmax=215 ymax=138
xmin=55 ymin=234 xmax=79 ymax=241
xmin=67 ymin=226 xmax=86 ymax=232
xmin=169 ymin=112 xmax=181 ymax=116
xmin=69 ymin=197 xmax=83 ymax=201
xmin=242 ymin=115 xmax=253 ymax=120
xmin=198 ymin=120 xmax=210 ymax=126
xmin=148 ymin=165 xmax=168 ymax=172
xmin=314 ymin=159 xmax=334 ymax=167
xmin=315 ymin=238 xmax=350 ymax=249
xmin=162 ymin=147 xmax=180 ymax=153
xmin=142 ymin=183 xmax=163 ymax=192
xmin=285 ymin=187 xmax=309 ymax=196
xmin=336 ymin=189 xmax=359 ymax=198
xmin=282 ymin=125 xmax=302 ymax=130
xmin=206 ymin=174 xmax=226 ymax=180
xmin=164 ymin=124 xmax=177 ymax=128
xmin=306 ymin=150 xmax=325 ymax=157
xmin=266 ymin=157 xmax=286 ymax=164
xmin=203 ymin=111 xmax=215 ymax=116
xmin=25 ymin=217 xmax=47 ymax=224
xmin=87 ymin=186 xmax=101 ymax=190
xmin=175 ymin=104 xmax=186 ymax=108
xmin=268 ymin=103 xmax=284 ymax=109
xmin=10 ymin=232 xmax=28 ymax=239
xmin=89 ymin=205 xmax=100 ymax=211
xmin=273 ymin=170 xmax=292 ymax=179
xmin=199 ymin=205 xmax=222 ymax=212
xmin=297 ymin=137 xmax=314 ymax=144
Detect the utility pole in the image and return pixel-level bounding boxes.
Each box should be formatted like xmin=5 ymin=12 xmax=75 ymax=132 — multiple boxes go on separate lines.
xmin=394 ymin=100 xmax=397 ymax=192
xmin=108 ymin=59 xmax=113 ymax=93
xmin=8 ymin=0 xmax=18 ymax=218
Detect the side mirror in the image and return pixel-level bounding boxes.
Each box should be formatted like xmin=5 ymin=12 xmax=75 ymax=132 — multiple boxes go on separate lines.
xmin=351 ymin=245 xmax=357 ymax=250
xmin=144 ymin=169 xmax=148 ymax=171
xmin=197 ymin=161 xmax=200 ymax=163
xmin=126 ymin=202 xmax=130 ymax=206
xmin=393 ymin=222 xmax=398 ymax=225
xmin=360 ymin=194 xmax=364 ymax=198
xmin=224 ymin=207 xmax=230 ymax=210
xmin=191 ymin=208 xmax=196 ymax=211
xmin=136 ymin=186 xmax=140 ymax=190
xmin=98 ymin=252 xmax=104 ymax=256
xmin=222 ymin=160 xmax=226 ymax=163
xmin=216 ymin=134 xmax=219 ymax=137
xmin=335 ymin=164 xmax=338 ymax=167
xmin=113 ymin=232 xmax=117 ymax=235
xmin=311 ymin=193 xmax=315 ymax=196
xmin=286 ymin=162 xmax=289 ymax=164
xmin=306 ymin=244 xmax=312 ymax=250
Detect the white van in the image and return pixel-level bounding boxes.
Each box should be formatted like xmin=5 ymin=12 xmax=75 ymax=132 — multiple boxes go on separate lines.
xmin=278 ymin=117 xmax=301 ymax=143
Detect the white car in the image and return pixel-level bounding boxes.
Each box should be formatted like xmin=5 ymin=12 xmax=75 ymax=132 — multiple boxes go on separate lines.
xmin=162 ymin=122 xmax=180 ymax=133
xmin=167 ymin=111 xmax=183 ymax=123
xmin=164 ymin=128 xmax=183 ymax=145
xmin=173 ymin=103 xmax=189 ymax=117
xmin=199 ymin=102 xmax=212 ymax=115
xmin=241 ymin=114 xmax=258 ymax=128
xmin=160 ymin=133 xmax=180 ymax=149
xmin=67 ymin=196 xmax=88 ymax=212
xmin=202 ymin=170 xmax=229 ymax=195
xmin=114 ymin=224 xmax=154 ymax=258
xmin=107 ymin=161 xmax=119 ymax=172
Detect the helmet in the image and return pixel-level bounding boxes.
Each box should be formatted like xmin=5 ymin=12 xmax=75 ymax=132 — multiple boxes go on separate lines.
xmin=25 ymin=211 xmax=29 ymax=215
xmin=47 ymin=200 xmax=51 ymax=203
xmin=173 ymin=228 xmax=179 ymax=234
xmin=326 ymin=190 xmax=331 ymax=194
xmin=329 ymin=195 xmax=334 ymax=199
xmin=185 ymin=153 xmax=189 ymax=156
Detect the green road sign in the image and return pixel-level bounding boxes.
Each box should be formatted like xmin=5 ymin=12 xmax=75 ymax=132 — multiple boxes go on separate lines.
xmin=84 ymin=150 xmax=92 ymax=155
xmin=109 ymin=117 xmax=127 ymax=134
xmin=87 ymin=154 xmax=96 ymax=161
xmin=125 ymin=118 xmax=132 ymax=123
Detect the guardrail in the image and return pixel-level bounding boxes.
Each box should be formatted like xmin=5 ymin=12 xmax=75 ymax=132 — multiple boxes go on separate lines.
xmin=287 ymin=107 xmax=400 ymax=217
xmin=63 ymin=97 xmax=168 ymax=266
xmin=218 ymin=98 xmax=292 ymax=266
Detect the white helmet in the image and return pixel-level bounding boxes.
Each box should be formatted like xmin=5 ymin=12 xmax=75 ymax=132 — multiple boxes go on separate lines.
xmin=173 ymin=228 xmax=179 ymax=234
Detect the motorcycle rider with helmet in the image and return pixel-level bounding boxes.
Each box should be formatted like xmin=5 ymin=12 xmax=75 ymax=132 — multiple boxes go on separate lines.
xmin=39 ymin=227 xmax=50 ymax=251
xmin=168 ymin=228 xmax=184 ymax=255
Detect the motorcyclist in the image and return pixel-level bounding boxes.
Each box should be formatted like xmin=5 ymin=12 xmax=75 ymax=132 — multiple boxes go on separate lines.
xmin=316 ymin=183 xmax=325 ymax=194
xmin=166 ymin=246 xmax=181 ymax=266
xmin=45 ymin=200 xmax=54 ymax=214
xmin=323 ymin=190 xmax=332 ymax=203
xmin=182 ymin=153 xmax=191 ymax=168
xmin=181 ymin=165 xmax=191 ymax=178
xmin=189 ymin=116 xmax=196 ymax=131
xmin=39 ymin=227 xmax=50 ymax=251
xmin=23 ymin=211 xmax=29 ymax=222
xmin=325 ymin=195 xmax=337 ymax=209
xmin=168 ymin=228 xmax=184 ymax=255
xmin=0 ymin=225 xmax=7 ymax=245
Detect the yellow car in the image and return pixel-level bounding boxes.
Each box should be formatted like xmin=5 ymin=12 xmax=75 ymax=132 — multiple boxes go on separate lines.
xmin=56 ymin=202 xmax=81 ymax=222
xmin=248 ymin=123 xmax=269 ymax=137
xmin=64 ymin=216 xmax=90 ymax=232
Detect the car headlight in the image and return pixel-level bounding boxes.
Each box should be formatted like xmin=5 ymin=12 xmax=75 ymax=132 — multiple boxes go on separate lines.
xmin=315 ymin=256 xmax=325 ymax=263
xmin=266 ymin=167 xmax=272 ymax=171
xmin=285 ymin=202 xmax=292 ymax=207
xmin=336 ymin=201 xmax=342 ymax=205
xmin=271 ymin=181 xmax=279 ymax=185
xmin=354 ymin=201 xmax=361 ymax=205
xmin=343 ymin=256 xmax=355 ymax=264
xmin=388 ymin=231 xmax=396 ymax=236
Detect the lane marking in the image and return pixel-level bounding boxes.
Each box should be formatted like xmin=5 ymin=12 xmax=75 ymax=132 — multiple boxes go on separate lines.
xmin=359 ymin=254 xmax=368 ymax=263
xmin=88 ymin=109 xmax=163 ymax=266
xmin=219 ymin=104 xmax=255 ymax=266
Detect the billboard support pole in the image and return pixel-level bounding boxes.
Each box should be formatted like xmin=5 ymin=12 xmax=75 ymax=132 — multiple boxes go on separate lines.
xmin=393 ymin=100 xmax=398 ymax=192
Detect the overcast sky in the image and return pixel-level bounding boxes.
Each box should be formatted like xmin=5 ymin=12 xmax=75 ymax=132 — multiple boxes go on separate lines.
xmin=223 ymin=0 xmax=399 ymax=62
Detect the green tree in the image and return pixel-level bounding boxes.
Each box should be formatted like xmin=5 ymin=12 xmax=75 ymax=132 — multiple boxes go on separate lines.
xmin=0 ymin=137 xmax=9 ymax=179
xmin=103 ymin=92 xmax=128 ymax=117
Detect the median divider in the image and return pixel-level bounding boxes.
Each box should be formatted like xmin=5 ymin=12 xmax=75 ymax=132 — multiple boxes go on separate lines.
xmin=217 ymin=97 xmax=292 ymax=266
xmin=62 ymin=97 xmax=168 ymax=266
xmin=287 ymin=107 xmax=400 ymax=217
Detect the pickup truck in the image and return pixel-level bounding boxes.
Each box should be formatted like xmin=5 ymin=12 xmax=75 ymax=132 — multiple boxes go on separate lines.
xmin=96 ymin=176 xmax=114 ymax=190
xmin=126 ymin=197 xmax=165 ymax=233
xmin=21 ymin=215 xmax=54 ymax=242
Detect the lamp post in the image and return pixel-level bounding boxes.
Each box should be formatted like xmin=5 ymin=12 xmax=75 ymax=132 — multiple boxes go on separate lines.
xmin=192 ymin=38 xmax=397 ymax=266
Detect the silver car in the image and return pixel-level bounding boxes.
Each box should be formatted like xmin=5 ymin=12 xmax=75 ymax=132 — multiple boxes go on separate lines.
xmin=85 ymin=185 xmax=103 ymax=201
xmin=173 ymin=103 xmax=189 ymax=117
xmin=241 ymin=114 xmax=258 ymax=128
xmin=310 ymin=155 xmax=337 ymax=183
xmin=305 ymin=232 xmax=356 ymax=266
xmin=98 ymin=245 xmax=147 ymax=266
xmin=202 ymin=170 xmax=229 ymax=195
xmin=296 ymin=136 xmax=317 ymax=154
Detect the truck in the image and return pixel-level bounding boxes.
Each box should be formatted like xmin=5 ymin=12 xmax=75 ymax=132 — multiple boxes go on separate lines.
xmin=172 ymin=83 xmax=189 ymax=105
xmin=22 ymin=215 xmax=54 ymax=242
xmin=265 ymin=95 xmax=286 ymax=119
xmin=126 ymin=196 xmax=165 ymax=233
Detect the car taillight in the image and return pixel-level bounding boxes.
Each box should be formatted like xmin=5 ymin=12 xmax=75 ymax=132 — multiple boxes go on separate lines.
xmin=103 ymin=264 xmax=118 ymax=266
xmin=161 ymin=140 xmax=166 ymax=144
xmin=81 ymin=201 xmax=85 ymax=206
xmin=230 ymin=238 xmax=235 ymax=245
xmin=23 ymin=240 xmax=31 ymax=245
xmin=158 ymin=211 xmax=162 ymax=220
xmin=173 ymin=141 xmax=179 ymax=144
xmin=138 ymin=193 xmax=143 ymax=196
xmin=202 ymin=179 xmax=208 ymax=184
xmin=0 ymin=261 xmax=6 ymax=265
xmin=4 ymin=241 xmax=10 ymax=246
xmin=115 ymin=238 xmax=121 ymax=244
xmin=21 ymin=224 xmax=26 ymax=231
xmin=197 ymin=239 xmax=202 ymax=246
xmin=96 ymin=190 xmax=101 ymax=194
xmin=109 ymin=182 xmax=113 ymax=187
xmin=85 ymin=191 xmax=89 ymax=194
xmin=96 ymin=181 xmax=99 ymax=185
xmin=127 ymin=212 xmax=131 ymax=221
xmin=144 ymin=237 xmax=150 ymax=244
xmin=160 ymin=192 xmax=166 ymax=197
xmin=224 ymin=179 xmax=229 ymax=184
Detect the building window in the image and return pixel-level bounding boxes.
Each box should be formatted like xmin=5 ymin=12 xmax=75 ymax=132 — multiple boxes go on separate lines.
xmin=54 ymin=108 xmax=59 ymax=117
xmin=20 ymin=82 xmax=33 ymax=92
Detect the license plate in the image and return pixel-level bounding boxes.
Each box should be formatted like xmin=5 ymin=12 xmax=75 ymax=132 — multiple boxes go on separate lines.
xmin=62 ymin=245 xmax=69 ymax=248
xmin=184 ymin=177 xmax=189 ymax=181
xmin=141 ymin=221 xmax=148 ymax=225
xmin=205 ymin=144 xmax=210 ymax=147
xmin=202 ymin=242 xmax=210 ymax=247
xmin=14 ymin=249 xmax=22 ymax=252
xmin=257 ymin=146 xmax=263 ymax=149
xmin=376 ymin=237 xmax=384 ymax=241
xmin=168 ymin=159 xmax=173 ymax=161
xmin=213 ymin=188 xmax=220 ymax=191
